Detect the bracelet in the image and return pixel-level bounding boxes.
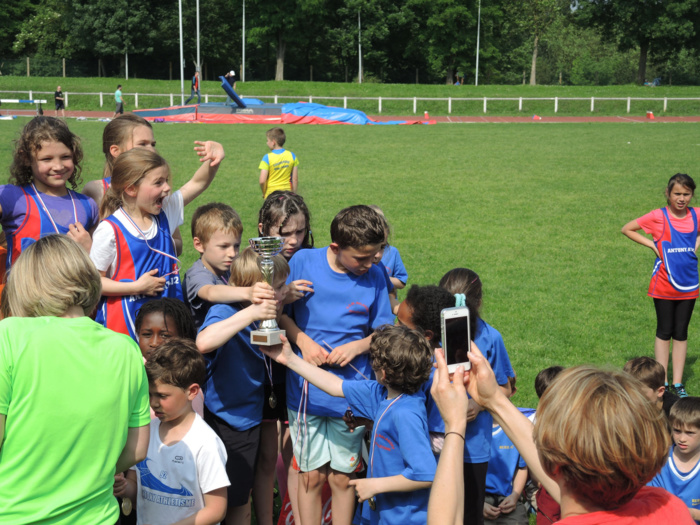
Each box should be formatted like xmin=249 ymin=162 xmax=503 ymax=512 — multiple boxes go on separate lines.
xmin=444 ymin=431 xmax=465 ymax=441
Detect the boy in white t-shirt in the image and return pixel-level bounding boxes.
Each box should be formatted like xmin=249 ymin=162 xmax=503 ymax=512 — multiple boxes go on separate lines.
xmin=117 ymin=338 xmax=230 ymax=525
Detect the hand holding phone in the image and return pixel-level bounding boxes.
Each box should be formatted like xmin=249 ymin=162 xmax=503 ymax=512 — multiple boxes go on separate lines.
xmin=441 ymin=306 xmax=471 ymax=373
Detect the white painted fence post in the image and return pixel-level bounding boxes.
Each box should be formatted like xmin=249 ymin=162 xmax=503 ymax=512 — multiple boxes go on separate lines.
xmin=100 ymin=92 xmax=103 ymax=107
xmin=413 ymin=97 xmax=417 ymax=114
xmin=591 ymin=97 xmax=594 ymax=112
xmin=135 ymin=93 xmax=139 ymax=108
xmin=483 ymin=97 xmax=487 ymax=113
xmin=554 ymin=97 xmax=558 ymax=113
xmin=664 ymin=97 xmax=667 ymax=112
xmin=170 ymin=94 xmax=174 ymax=106
xmin=64 ymin=92 xmax=68 ymax=107
xmin=448 ymin=97 xmax=452 ymax=114
xmin=378 ymin=97 xmax=382 ymax=113
xmin=519 ymin=97 xmax=522 ymax=111
xmin=627 ymin=97 xmax=631 ymax=113
xmin=309 ymin=96 xmax=312 ymax=103
xmin=205 ymin=94 xmax=209 ymax=103
xmin=344 ymin=96 xmax=347 ymax=109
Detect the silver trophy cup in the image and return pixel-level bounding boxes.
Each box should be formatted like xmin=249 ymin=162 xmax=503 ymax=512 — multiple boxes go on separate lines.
xmin=249 ymin=236 xmax=286 ymax=346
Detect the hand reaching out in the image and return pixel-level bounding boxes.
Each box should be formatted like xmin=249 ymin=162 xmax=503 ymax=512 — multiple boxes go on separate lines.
xmin=193 ymin=140 xmax=225 ymax=167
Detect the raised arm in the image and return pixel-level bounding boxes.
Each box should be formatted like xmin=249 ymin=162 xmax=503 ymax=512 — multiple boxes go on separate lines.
xmin=259 ymin=335 xmax=344 ymax=397
xmin=197 ymin=282 xmax=274 ymax=305
xmin=196 ymin=300 xmax=277 ymax=353
xmin=179 ymin=141 xmax=225 ymax=207
xmin=465 ymin=344 xmax=560 ymax=502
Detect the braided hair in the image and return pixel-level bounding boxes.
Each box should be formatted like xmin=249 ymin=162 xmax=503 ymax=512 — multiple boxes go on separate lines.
xmin=135 ymin=298 xmax=197 ymax=341
xmin=258 ymin=191 xmax=314 ymax=250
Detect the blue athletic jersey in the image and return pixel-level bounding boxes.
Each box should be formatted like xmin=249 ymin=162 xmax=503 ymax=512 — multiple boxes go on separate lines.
xmin=485 ymin=407 xmax=535 ymax=497
xmin=94 ymin=211 xmax=182 ymax=340
xmin=649 ymin=447 xmax=700 ymax=523
xmin=343 ymin=381 xmax=436 ymax=525
xmin=200 ymin=303 xmax=266 ymax=431
xmin=464 ymin=318 xmax=515 ymax=463
xmin=380 ymin=246 xmax=408 ymax=285
xmin=285 ymin=247 xmax=394 ymax=417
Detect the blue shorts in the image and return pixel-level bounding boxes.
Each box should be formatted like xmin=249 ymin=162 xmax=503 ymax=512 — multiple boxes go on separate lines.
xmin=287 ymin=408 xmax=364 ymax=473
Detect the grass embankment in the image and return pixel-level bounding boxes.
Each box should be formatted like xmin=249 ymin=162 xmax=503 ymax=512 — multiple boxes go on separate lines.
xmin=1 ymin=77 xmax=699 ymax=115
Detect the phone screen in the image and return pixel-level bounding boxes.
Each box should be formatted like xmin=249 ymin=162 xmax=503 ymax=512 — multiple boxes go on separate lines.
xmin=444 ymin=314 xmax=470 ymax=366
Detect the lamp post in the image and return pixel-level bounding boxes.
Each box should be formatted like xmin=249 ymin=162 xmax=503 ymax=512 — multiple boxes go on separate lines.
xmin=196 ymin=0 xmax=201 ymax=74
xmin=358 ymin=9 xmax=362 ymax=84
xmin=178 ymin=0 xmax=184 ymax=104
xmin=242 ymin=0 xmax=246 ymax=81
xmin=475 ymin=0 xmax=481 ymax=86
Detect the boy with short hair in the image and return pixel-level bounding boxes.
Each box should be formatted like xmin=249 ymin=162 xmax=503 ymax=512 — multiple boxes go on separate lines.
xmin=184 ymin=202 xmax=274 ymax=329
xmin=280 ymin=204 xmax=394 ymax=525
xmin=262 ymin=325 xmax=436 ymax=525
xmin=649 ymin=397 xmax=700 ymax=522
xmin=121 ymin=338 xmax=230 ymax=525
xmin=259 ymin=127 xmax=298 ymax=198
xmin=624 ymin=356 xmax=679 ymax=417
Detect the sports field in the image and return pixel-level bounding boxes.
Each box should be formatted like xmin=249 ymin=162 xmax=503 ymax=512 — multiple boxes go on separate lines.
xmin=0 ymin=117 xmax=698 ymax=408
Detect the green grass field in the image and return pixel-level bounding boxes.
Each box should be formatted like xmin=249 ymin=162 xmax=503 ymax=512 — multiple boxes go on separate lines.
xmin=0 ymin=117 xmax=698 ymax=410
xmin=2 ymin=76 xmax=700 ymax=115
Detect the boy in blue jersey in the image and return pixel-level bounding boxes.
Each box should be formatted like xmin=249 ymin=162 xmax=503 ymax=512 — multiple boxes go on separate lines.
xmin=649 ymin=397 xmax=700 ymax=523
xmin=279 ymin=205 xmax=394 ymax=525
xmin=261 ymin=325 xmax=436 ymax=525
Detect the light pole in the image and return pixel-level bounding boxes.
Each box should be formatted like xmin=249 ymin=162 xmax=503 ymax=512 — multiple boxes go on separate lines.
xmin=196 ymin=0 xmax=201 ymax=74
xmin=242 ymin=0 xmax=246 ymax=82
xmin=358 ymin=9 xmax=362 ymax=84
xmin=178 ymin=0 xmax=184 ymax=104
xmin=475 ymin=0 xmax=481 ymax=86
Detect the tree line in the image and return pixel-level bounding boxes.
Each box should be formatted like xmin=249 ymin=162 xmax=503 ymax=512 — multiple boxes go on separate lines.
xmin=2 ymin=0 xmax=699 ymax=85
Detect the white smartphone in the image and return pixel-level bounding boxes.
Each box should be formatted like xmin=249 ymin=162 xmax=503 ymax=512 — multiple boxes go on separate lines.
xmin=441 ymin=306 xmax=471 ymax=373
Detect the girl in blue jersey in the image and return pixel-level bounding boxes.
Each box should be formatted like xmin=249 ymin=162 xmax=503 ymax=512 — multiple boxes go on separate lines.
xmin=0 ymin=117 xmax=98 ymax=269
xmin=90 ymin=143 xmax=223 ymax=340
xmin=440 ymin=267 xmax=515 ymax=525
xmin=257 ymin=190 xmax=315 ymax=523
xmin=196 ymin=247 xmax=287 ymax=525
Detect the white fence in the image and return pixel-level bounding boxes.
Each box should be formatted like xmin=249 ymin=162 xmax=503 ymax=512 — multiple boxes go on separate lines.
xmin=2 ymin=90 xmax=699 ymax=114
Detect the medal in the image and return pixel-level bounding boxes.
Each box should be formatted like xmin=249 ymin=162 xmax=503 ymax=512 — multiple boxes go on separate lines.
xmin=269 ymin=391 xmax=277 ymax=409
xmin=121 ymin=497 xmax=133 ymax=516
xmin=369 ymin=497 xmax=376 ymax=511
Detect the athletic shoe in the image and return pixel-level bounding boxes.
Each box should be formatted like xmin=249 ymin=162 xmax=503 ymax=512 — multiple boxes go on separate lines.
xmin=674 ymin=383 xmax=688 ymax=398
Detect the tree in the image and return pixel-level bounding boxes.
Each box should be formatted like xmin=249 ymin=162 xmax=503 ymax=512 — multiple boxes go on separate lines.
xmin=12 ymin=0 xmax=76 ymax=57
xmin=576 ymin=0 xmax=700 ymax=84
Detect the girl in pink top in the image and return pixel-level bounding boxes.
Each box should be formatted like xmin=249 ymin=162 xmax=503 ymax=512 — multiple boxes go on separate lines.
xmin=622 ymin=173 xmax=699 ymax=397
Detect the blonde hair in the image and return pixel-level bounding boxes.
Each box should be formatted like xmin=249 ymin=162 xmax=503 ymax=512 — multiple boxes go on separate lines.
xmin=191 ymin=202 xmax=243 ymax=245
xmin=534 ymin=366 xmax=670 ymax=509
xmin=229 ymin=246 xmax=289 ymax=287
xmin=1 ymin=235 xmax=101 ymax=318
xmin=100 ymin=148 xmax=170 ymax=219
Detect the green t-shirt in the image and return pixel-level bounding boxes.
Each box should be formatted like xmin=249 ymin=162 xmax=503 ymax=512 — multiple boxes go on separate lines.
xmin=115 ymin=89 xmax=122 ymax=103
xmin=0 ymin=316 xmax=150 ymax=524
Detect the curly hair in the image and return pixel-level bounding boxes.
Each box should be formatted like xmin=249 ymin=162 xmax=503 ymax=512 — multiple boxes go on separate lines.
xmin=10 ymin=116 xmax=83 ymax=190
xmin=370 ymin=325 xmax=433 ymax=394
xmin=145 ymin=337 xmax=206 ymax=389
xmin=404 ymin=284 xmax=459 ymax=344
xmin=258 ymin=191 xmax=314 ymax=252
xmin=135 ymin=298 xmax=197 ymax=341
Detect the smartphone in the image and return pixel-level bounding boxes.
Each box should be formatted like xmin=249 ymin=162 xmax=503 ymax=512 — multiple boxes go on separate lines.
xmin=441 ymin=306 xmax=471 ymax=373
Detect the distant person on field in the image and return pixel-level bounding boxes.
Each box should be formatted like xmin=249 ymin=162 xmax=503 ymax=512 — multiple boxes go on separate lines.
xmin=649 ymin=397 xmax=700 ymax=523
xmin=186 ymin=71 xmax=201 ymax=105
xmin=224 ymin=70 xmax=237 ymax=105
xmin=259 ymin=128 xmax=298 ymax=198
xmin=54 ymin=85 xmax=65 ymax=118
xmin=113 ymin=84 xmax=124 ymax=117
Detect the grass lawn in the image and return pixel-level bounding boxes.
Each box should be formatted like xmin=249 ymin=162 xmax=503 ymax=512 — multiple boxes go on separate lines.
xmin=2 ymin=76 xmax=700 ymax=115
xmin=0 ymin=117 xmax=698 ymax=410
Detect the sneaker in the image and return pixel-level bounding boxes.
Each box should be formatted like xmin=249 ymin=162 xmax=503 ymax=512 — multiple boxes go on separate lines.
xmin=674 ymin=383 xmax=689 ymax=398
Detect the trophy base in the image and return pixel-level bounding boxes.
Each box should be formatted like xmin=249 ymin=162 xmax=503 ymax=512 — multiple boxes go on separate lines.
xmin=251 ymin=329 xmax=286 ymax=346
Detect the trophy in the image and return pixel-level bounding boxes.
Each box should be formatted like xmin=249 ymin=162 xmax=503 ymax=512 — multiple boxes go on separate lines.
xmin=249 ymin=236 xmax=286 ymax=346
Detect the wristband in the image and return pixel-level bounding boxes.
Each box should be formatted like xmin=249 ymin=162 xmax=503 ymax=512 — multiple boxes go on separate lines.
xmin=444 ymin=431 xmax=465 ymax=441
